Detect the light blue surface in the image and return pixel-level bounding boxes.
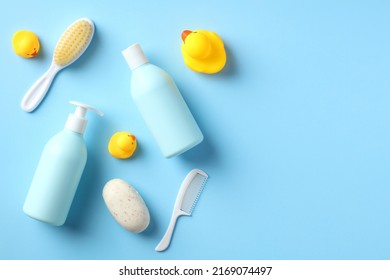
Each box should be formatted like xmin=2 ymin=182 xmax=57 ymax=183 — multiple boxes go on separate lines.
xmin=1 ymin=0 xmax=390 ymax=260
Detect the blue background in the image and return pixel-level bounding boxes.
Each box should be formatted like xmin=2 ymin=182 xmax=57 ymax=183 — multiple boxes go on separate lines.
xmin=1 ymin=0 xmax=390 ymax=260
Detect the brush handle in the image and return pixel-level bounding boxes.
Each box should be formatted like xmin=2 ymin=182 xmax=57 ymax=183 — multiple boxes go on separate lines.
xmin=155 ymin=209 xmax=189 ymax=252
xmin=21 ymin=63 xmax=61 ymax=112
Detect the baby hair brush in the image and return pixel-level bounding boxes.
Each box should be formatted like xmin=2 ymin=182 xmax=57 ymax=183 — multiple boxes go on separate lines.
xmin=21 ymin=18 xmax=95 ymax=112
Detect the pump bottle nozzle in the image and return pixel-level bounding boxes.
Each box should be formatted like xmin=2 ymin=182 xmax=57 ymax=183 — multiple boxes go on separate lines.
xmin=65 ymin=101 xmax=103 ymax=134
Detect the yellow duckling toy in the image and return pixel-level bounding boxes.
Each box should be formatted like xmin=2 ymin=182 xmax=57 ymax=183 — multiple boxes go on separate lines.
xmin=108 ymin=132 xmax=137 ymax=159
xmin=12 ymin=30 xmax=40 ymax=58
xmin=181 ymin=29 xmax=226 ymax=74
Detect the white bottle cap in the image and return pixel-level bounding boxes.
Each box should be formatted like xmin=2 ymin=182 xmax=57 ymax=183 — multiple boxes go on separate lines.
xmin=122 ymin=43 xmax=149 ymax=70
xmin=65 ymin=101 xmax=104 ymax=134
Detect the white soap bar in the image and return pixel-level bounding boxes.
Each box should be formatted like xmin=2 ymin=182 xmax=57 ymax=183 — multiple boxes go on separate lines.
xmin=102 ymin=179 xmax=150 ymax=233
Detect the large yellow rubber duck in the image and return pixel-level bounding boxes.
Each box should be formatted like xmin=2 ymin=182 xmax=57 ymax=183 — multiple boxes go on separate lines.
xmin=12 ymin=30 xmax=40 ymax=58
xmin=108 ymin=132 xmax=137 ymax=159
xmin=181 ymin=29 xmax=226 ymax=74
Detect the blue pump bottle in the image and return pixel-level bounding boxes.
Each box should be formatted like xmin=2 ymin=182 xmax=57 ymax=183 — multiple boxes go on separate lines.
xmin=122 ymin=43 xmax=204 ymax=158
xmin=23 ymin=101 xmax=103 ymax=226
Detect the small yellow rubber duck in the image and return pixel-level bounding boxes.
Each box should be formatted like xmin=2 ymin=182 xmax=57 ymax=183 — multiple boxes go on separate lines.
xmin=181 ymin=29 xmax=226 ymax=74
xmin=108 ymin=132 xmax=137 ymax=159
xmin=12 ymin=30 xmax=40 ymax=58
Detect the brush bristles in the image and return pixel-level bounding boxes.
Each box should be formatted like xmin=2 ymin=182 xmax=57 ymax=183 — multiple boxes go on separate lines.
xmin=54 ymin=19 xmax=94 ymax=66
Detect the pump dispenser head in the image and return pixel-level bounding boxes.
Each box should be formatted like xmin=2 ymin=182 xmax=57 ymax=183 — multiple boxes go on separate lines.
xmin=65 ymin=101 xmax=103 ymax=134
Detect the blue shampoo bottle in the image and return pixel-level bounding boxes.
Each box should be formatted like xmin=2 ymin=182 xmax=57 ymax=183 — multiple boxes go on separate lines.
xmin=23 ymin=101 xmax=103 ymax=226
xmin=122 ymin=43 xmax=204 ymax=158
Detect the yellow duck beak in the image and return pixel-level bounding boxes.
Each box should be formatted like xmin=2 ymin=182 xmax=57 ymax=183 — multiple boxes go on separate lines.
xmin=181 ymin=29 xmax=226 ymax=74
xmin=181 ymin=30 xmax=192 ymax=41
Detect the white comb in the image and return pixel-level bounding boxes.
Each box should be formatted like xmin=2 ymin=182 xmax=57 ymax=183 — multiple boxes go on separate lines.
xmin=155 ymin=169 xmax=208 ymax=252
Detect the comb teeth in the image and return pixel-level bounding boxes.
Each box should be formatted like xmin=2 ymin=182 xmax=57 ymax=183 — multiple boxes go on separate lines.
xmin=180 ymin=173 xmax=208 ymax=214
xmin=53 ymin=18 xmax=94 ymax=66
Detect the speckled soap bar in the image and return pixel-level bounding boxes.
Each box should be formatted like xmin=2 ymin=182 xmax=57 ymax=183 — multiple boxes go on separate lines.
xmin=102 ymin=178 xmax=150 ymax=233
